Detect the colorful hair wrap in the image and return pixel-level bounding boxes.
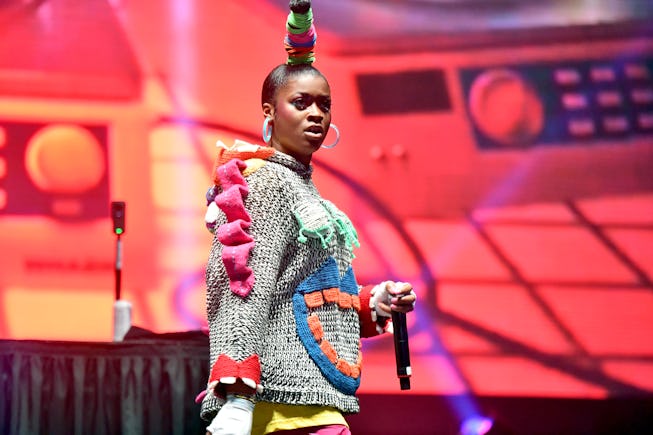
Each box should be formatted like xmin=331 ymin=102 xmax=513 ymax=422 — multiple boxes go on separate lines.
xmin=285 ymin=5 xmax=316 ymax=65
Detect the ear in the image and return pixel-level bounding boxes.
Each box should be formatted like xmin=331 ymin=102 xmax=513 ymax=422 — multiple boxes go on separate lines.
xmin=262 ymin=103 xmax=274 ymax=119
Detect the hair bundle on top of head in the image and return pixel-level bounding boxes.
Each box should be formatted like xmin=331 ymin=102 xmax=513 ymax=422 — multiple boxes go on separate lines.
xmin=285 ymin=0 xmax=316 ymax=65
xmin=289 ymin=0 xmax=311 ymax=14
xmin=262 ymin=1 xmax=326 ymax=106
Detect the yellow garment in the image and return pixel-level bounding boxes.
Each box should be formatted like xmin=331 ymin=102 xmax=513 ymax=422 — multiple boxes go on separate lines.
xmin=252 ymin=402 xmax=348 ymax=435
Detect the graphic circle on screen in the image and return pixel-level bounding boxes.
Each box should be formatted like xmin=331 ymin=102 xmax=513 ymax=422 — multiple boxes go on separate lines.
xmin=24 ymin=124 xmax=106 ymax=193
xmin=469 ymin=68 xmax=544 ymax=147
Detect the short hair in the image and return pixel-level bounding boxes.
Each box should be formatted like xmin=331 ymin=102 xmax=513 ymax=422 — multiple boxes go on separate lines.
xmin=261 ymin=63 xmax=328 ymax=107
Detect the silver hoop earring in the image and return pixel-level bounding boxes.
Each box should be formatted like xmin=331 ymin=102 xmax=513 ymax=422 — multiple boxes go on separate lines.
xmin=321 ymin=123 xmax=340 ymax=149
xmin=262 ymin=117 xmax=272 ymax=143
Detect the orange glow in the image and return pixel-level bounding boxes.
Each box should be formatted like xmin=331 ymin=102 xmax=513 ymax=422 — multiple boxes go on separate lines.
xmin=24 ymin=124 xmax=106 ymax=193
xmin=3 ymin=287 xmax=114 ymax=341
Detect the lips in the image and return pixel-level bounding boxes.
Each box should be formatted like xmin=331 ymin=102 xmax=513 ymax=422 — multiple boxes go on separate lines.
xmin=305 ymin=124 xmax=324 ymax=139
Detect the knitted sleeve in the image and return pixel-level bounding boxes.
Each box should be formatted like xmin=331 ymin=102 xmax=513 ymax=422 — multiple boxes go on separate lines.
xmin=205 ymin=162 xmax=294 ymax=398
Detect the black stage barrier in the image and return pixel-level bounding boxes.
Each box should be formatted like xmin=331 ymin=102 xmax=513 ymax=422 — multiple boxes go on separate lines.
xmin=2 ymin=333 xmax=653 ymax=435
xmin=0 ymin=330 xmax=210 ymax=435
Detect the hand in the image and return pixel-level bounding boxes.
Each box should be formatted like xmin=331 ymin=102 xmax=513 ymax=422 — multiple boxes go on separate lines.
xmin=371 ymin=281 xmax=416 ymax=318
xmin=205 ymin=394 xmax=255 ymax=435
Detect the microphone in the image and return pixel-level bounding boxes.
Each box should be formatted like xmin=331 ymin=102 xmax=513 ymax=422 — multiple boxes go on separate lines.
xmin=391 ymin=310 xmax=411 ymax=390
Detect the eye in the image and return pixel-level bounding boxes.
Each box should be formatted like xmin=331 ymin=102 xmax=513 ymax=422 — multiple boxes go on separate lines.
xmin=292 ymin=97 xmax=309 ymax=110
xmin=317 ymin=98 xmax=331 ymax=113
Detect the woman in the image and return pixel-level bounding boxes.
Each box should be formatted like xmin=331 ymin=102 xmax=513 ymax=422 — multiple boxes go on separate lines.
xmin=200 ymin=2 xmax=416 ymax=434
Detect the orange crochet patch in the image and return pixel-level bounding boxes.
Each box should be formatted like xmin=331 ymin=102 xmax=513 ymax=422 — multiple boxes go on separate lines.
xmin=211 ymin=145 xmax=275 ymax=186
xmin=320 ymin=340 xmax=338 ymax=364
xmin=307 ymin=314 xmax=324 ymax=341
xmin=215 ymin=145 xmax=274 ymax=167
xmin=304 ymin=291 xmax=325 ymax=309
xmin=322 ymin=288 xmax=339 ymax=303
xmin=338 ymin=293 xmax=352 ymax=309
xmin=336 ymin=359 xmax=353 ymax=377
xmin=351 ymin=295 xmax=361 ymax=312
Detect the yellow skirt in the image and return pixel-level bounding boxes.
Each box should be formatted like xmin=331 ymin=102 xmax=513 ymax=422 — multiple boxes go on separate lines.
xmin=251 ymin=402 xmax=348 ymax=435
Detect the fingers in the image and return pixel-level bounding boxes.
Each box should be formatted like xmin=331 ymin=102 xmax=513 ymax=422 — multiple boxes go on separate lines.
xmin=373 ymin=281 xmax=416 ymax=316
xmin=387 ymin=281 xmax=416 ymax=313
xmin=386 ymin=281 xmax=413 ymax=296
xmin=390 ymin=302 xmax=414 ymax=313
xmin=380 ymin=299 xmax=412 ymax=314
xmin=390 ymin=297 xmax=415 ymax=313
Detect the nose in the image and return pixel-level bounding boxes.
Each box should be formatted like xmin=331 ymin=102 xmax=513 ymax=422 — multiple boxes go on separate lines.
xmin=307 ymin=102 xmax=324 ymax=120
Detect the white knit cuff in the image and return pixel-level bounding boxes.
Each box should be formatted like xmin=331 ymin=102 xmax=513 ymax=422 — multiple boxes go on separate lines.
xmin=369 ymin=281 xmax=392 ymax=323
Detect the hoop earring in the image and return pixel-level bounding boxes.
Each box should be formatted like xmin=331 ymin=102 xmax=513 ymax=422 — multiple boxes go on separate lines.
xmin=321 ymin=123 xmax=340 ymax=149
xmin=262 ymin=117 xmax=272 ymax=143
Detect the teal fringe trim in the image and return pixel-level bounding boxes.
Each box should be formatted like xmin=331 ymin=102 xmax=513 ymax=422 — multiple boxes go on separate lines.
xmin=294 ymin=200 xmax=359 ymax=253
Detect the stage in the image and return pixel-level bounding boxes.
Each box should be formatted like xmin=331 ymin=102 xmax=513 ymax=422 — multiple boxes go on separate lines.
xmin=2 ymin=336 xmax=651 ymax=435
xmin=1 ymin=1 xmax=653 ymax=434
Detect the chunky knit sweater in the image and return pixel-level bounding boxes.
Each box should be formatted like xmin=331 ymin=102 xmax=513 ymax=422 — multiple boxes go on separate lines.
xmin=200 ymin=140 xmax=388 ymax=421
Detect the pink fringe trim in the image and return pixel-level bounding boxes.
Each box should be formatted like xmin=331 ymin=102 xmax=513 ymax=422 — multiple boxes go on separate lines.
xmin=215 ymin=160 xmax=255 ymax=298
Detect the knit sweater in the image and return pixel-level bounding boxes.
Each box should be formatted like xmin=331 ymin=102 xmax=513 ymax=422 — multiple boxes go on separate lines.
xmin=200 ymin=140 xmax=387 ymax=421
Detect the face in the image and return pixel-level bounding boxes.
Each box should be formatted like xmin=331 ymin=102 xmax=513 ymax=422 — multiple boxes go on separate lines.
xmin=263 ymin=73 xmax=331 ymax=166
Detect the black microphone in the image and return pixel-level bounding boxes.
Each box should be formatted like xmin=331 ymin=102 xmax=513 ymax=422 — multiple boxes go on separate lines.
xmin=391 ymin=310 xmax=411 ymax=390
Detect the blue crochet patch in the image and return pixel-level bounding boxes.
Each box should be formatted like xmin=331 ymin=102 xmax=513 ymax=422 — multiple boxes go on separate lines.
xmin=293 ymin=257 xmax=361 ymax=395
xmin=296 ymin=257 xmax=341 ymax=294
